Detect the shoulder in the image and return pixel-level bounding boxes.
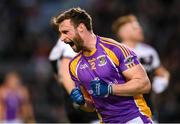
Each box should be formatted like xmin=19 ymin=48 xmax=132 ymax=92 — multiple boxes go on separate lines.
xmin=99 ymin=37 xmax=122 ymax=47
xmin=69 ymin=52 xmax=82 ymax=69
xmin=99 ymin=37 xmax=133 ymax=57
xmin=99 ymin=37 xmax=129 ymax=51
xmin=99 ymin=37 xmax=137 ymax=67
xmin=69 ymin=52 xmax=82 ymax=78
xmin=16 ymin=85 xmax=30 ymax=100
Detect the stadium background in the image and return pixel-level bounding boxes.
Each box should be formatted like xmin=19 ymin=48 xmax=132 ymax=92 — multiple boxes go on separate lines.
xmin=0 ymin=0 xmax=180 ymax=122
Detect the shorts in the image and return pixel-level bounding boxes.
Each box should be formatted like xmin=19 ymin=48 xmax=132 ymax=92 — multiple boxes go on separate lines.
xmin=126 ymin=116 xmax=153 ymax=124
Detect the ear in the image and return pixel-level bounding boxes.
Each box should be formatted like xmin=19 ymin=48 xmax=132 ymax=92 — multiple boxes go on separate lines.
xmin=77 ymin=23 xmax=84 ymax=32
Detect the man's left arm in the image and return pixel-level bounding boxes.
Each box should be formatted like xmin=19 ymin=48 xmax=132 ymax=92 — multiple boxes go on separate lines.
xmin=90 ymin=43 xmax=151 ymax=97
xmin=112 ymin=64 xmax=151 ymax=96
xmin=90 ymin=64 xmax=151 ymax=97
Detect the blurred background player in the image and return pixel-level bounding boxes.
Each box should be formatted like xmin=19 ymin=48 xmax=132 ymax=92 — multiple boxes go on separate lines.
xmin=49 ymin=39 xmax=98 ymax=123
xmin=112 ymin=14 xmax=170 ymax=121
xmin=0 ymin=70 xmax=35 ymax=123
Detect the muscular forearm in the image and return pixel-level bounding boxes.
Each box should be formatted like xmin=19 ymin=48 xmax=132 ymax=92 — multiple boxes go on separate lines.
xmin=112 ymin=77 xmax=151 ymax=96
xmin=60 ymin=76 xmax=75 ymax=94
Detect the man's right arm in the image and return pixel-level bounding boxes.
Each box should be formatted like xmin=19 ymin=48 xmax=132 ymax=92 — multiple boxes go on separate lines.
xmin=58 ymin=57 xmax=76 ymax=94
xmin=112 ymin=64 xmax=151 ymax=96
xmin=68 ymin=60 xmax=95 ymax=112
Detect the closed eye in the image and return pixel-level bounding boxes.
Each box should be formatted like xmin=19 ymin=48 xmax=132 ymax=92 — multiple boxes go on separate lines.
xmin=59 ymin=30 xmax=68 ymax=38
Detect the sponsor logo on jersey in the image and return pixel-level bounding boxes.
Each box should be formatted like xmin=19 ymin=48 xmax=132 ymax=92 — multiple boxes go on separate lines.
xmin=80 ymin=63 xmax=88 ymax=69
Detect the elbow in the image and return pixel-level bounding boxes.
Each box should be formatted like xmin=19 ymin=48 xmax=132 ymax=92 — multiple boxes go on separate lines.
xmin=142 ymin=77 xmax=151 ymax=94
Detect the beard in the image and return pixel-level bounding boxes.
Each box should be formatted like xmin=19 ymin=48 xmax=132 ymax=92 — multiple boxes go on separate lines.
xmin=71 ymin=32 xmax=84 ymax=53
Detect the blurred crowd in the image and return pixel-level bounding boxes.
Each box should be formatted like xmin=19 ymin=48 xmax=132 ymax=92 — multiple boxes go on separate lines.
xmin=0 ymin=0 xmax=180 ymax=122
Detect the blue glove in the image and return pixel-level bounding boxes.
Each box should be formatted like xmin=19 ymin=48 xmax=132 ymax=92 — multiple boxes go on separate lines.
xmin=90 ymin=79 xmax=113 ymax=97
xmin=70 ymin=87 xmax=85 ymax=105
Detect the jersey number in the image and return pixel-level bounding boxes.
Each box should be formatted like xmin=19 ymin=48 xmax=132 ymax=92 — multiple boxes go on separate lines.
xmin=90 ymin=62 xmax=96 ymax=70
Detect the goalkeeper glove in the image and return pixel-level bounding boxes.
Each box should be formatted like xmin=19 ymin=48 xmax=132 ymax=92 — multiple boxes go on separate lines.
xmin=70 ymin=87 xmax=85 ymax=105
xmin=90 ymin=79 xmax=113 ymax=97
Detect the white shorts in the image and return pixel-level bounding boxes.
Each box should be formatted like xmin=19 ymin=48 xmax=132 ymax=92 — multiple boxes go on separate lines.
xmin=2 ymin=119 xmax=23 ymax=124
xmin=126 ymin=116 xmax=153 ymax=124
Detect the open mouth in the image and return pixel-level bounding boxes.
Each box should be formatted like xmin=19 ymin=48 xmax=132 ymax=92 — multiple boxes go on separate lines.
xmin=66 ymin=41 xmax=74 ymax=47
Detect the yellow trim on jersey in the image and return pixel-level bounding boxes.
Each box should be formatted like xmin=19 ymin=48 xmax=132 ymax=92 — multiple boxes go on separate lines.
xmin=96 ymin=111 xmax=103 ymax=124
xmin=120 ymin=45 xmax=130 ymax=57
xmin=100 ymin=37 xmax=118 ymax=44
xmin=124 ymin=45 xmax=130 ymax=55
xmin=69 ymin=54 xmax=82 ymax=80
xmin=100 ymin=37 xmax=130 ymax=58
xmin=83 ymin=48 xmax=97 ymax=57
xmin=134 ymin=95 xmax=152 ymax=118
xmin=99 ymin=43 xmax=119 ymax=66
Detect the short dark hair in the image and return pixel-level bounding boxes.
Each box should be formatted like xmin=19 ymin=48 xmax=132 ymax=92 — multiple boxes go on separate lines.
xmin=51 ymin=7 xmax=92 ymax=31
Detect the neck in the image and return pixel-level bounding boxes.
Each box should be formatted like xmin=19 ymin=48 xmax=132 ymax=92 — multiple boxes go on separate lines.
xmin=82 ymin=32 xmax=97 ymax=52
xmin=122 ymin=40 xmax=137 ymax=48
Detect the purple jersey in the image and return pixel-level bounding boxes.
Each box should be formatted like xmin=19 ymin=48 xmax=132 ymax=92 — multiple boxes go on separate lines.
xmin=4 ymin=91 xmax=22 ymax=120
xmin=69 ymin=36 xmax=152 ymax=123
